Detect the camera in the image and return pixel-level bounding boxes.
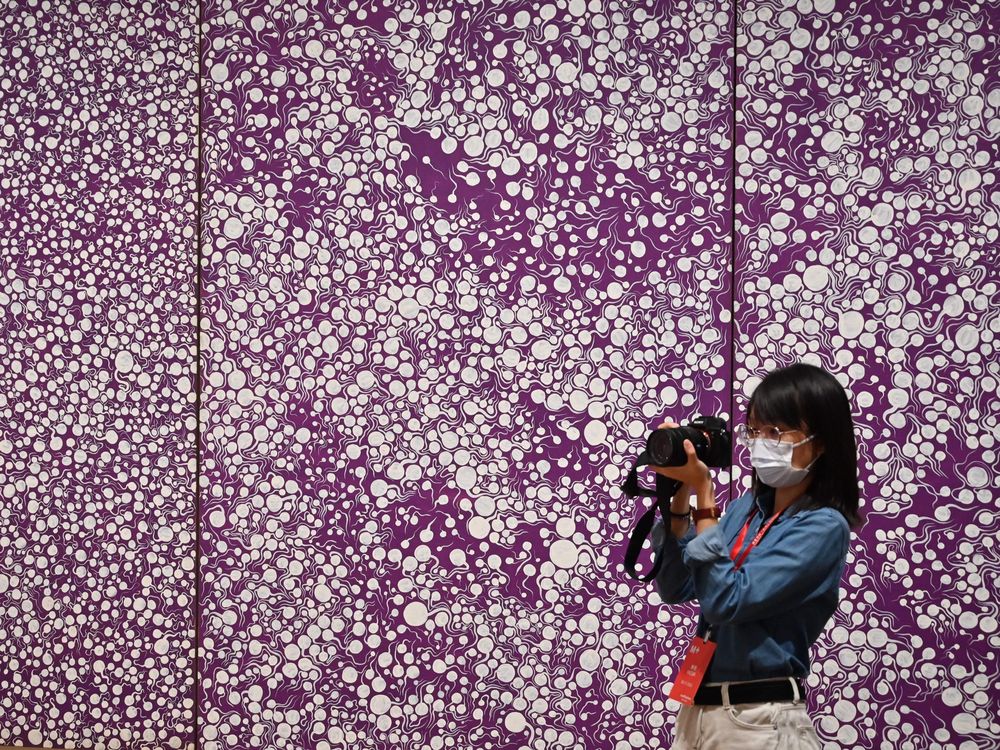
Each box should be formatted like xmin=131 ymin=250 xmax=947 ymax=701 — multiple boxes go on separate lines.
xmin=646 ymin=415 xmax=732 ymax=468
xmin=621 ymin=415 xmax=732 ymax=581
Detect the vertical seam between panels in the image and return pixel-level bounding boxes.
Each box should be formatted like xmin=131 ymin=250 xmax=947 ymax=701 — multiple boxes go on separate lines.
xmin=729 ymin=0 xmax=739 ymax=505
xmin=194 ymin=0 xmax=204 ymax=746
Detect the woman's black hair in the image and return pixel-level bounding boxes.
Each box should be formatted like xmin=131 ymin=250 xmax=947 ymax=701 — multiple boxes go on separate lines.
xmin=746 ymin=362 xmax=863 ymax=529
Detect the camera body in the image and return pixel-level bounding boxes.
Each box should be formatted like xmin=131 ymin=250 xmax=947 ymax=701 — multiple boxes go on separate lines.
xmin=646 ymin=415 xmax=732 ymax=468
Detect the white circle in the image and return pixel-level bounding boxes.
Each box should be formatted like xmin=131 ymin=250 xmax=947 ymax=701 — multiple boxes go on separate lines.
xmin=871 ymin=203 xmax=894 ymax=227
xmin=370 ymin=694 xmax=391 ymax=715
xmin=505 ymin=711 xmax=527 ymax=732
xmin=550 ymin=539 xmax=579 ymax=569
xmin=821 ymin=131 xmax=844 ymax=152
xmin=223 ymin=217 xmax=244 ymax=239
xmin=403 ymin=601 xmax=428 ymax=627
xmin=584 ymin=419 xmax=607 ymax=446
xmin=468 ymin=516 xmax=490 ymax=539
xmin=555 ymin=62 xmax=578 ymax=84
xmin=803 ymin=265 xmax=829 ymax=291
xmin=115 ymin=350 xmax=134 ymax=373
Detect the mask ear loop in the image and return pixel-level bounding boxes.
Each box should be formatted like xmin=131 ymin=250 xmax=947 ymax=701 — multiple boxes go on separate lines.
xmin=793 ymin=434 xmax=823 ymax=472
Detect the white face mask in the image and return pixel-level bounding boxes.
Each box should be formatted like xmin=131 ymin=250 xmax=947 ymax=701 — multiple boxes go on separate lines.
xmin=750 ymin=434 xmax=820 ymax=488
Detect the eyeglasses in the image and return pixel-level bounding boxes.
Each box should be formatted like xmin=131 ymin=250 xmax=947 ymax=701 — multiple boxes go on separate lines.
xmin=734 ymin=423 xmax=810 ymax=448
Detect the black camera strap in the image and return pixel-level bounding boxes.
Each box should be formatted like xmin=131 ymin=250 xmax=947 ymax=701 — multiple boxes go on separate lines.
xmin=621 ymin=449 xmax=683 ymax=582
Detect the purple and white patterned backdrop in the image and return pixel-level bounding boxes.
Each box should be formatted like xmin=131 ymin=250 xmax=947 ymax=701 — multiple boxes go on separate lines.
xmin=1 ymin=0 xmax=998 ymax=749
xmin=0 ymin=0 xmax=198 ymax=747
xmin=198 ymin=1 xmax=734 ymax=748
xmin=733 ymin=1 xmax=999 ymax=748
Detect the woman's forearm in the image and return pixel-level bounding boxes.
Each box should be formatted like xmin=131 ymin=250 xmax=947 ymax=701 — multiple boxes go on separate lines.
xmin=669 ymin=482 xmax=692 ymax=538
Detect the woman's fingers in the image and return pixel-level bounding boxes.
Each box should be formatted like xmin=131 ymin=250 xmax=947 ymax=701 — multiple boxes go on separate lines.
xmin=651 ymin=465 xmax=681 ymax=479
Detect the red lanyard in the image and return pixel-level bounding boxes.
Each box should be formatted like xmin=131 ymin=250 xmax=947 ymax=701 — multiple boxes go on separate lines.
xmin=730 ymin=506 xmax=784 ymax=570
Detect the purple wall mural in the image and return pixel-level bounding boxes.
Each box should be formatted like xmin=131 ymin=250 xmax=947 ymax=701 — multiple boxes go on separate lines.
xmin=1 ymin=0 xmax=997 ymax=749
xmin=733 ymin=1 xmax=999 ymax=748
xmin=198 ymin=1 xmax=734 ymax=748
xmin=0 ymin=0 xmax=198 ymax=747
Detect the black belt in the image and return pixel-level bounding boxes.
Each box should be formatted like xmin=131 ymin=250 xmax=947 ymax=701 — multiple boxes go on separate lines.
xmin=693 ymin=677 xmax=805 ymax=706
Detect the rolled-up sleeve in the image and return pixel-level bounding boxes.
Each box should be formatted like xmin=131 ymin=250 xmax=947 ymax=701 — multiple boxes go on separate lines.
xmin=651 ymin=517 xmax=697 ymax=604
xmin=681 ymin=508 xmax=850 ymax=625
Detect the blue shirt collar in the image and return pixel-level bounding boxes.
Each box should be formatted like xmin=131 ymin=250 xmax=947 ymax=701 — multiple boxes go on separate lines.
xmin=753 ymin=486 xmax=775 ymax=516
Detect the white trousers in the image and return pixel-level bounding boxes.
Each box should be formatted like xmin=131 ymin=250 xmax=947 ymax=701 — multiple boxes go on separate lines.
xmin=671 ymin=679 xmax=824 ymax=749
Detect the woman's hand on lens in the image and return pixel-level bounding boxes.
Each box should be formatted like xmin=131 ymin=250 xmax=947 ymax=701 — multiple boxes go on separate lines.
xmin=649 ymin=418 xmax=711 ymax=489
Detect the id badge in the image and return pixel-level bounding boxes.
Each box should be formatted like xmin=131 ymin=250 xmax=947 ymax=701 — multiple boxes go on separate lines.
xmin=668 ymin=636 xmax=716 ymax=706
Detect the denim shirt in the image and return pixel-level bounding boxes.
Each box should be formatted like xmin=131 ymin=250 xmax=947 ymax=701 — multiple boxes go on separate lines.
xmin=651 ymin=486 xmax=850 ymax=682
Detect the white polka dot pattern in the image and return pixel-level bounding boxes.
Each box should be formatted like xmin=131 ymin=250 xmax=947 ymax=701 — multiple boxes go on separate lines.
xmin=733 ymin=1 xmax=999 ymax=747
xmin=0 ymin=1 xmax=198 ymax=747
xmin=198 ymin=1 xmax=735 ymax=748
xmin=1 ymin=0 xmax=997 ymax=748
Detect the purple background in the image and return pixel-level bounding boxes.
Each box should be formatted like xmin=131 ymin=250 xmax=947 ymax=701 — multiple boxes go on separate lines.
xmin=199 ymin=2 xmax=734 ymax=748
xmin=0 ymin=0 xmax=198 ymax=747
xmin=1 ymin=0 xmax=998 ymax=748
xmin=733 ymin=1 xmax=999 ymax=747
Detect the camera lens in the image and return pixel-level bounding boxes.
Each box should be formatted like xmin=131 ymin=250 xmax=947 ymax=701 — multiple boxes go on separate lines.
xmin=647 ymin=426 xmax=707 ymax=467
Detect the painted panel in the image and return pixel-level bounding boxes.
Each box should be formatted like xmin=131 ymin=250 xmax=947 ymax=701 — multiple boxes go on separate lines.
xmin=199 ymin=2 xmax=733 ymax=747
xmin=733 ymin=1 xmax=999 ymax=747
xmin=0 ymin=1 xmax=199 ymax=747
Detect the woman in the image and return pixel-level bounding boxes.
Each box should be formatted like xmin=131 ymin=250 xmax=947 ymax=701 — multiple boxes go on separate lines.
xmin=649 ymin=362 xmax=862 ymax=749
